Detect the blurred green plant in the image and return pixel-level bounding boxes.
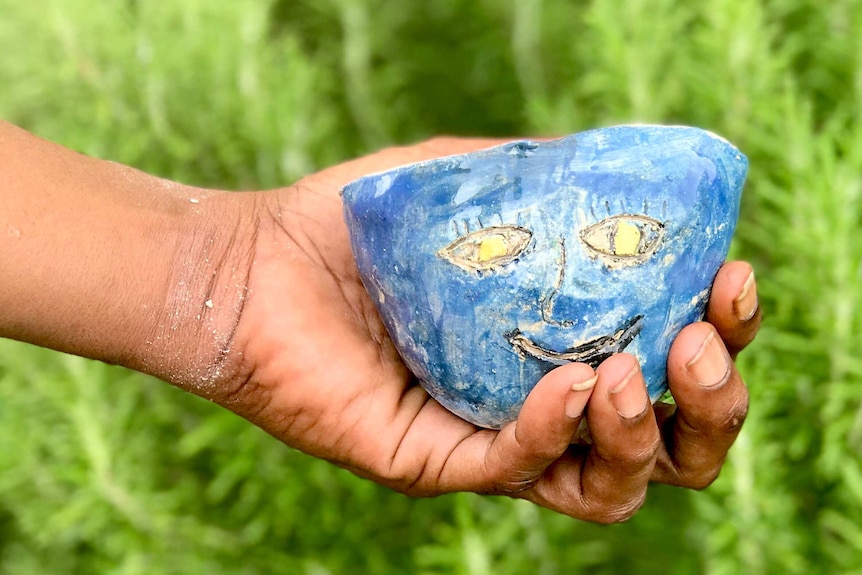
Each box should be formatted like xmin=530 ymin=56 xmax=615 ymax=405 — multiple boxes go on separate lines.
xmin=1 ymin=0 xmax=861 ymax=573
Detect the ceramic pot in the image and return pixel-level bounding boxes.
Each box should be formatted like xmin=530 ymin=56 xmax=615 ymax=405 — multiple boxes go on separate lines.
xmin=342 ymin=125 xmax=747 ymax=428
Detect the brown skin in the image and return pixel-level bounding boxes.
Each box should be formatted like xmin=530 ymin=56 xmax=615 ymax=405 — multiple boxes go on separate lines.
xmin=0 ymin=125 xmax=760 ymax=523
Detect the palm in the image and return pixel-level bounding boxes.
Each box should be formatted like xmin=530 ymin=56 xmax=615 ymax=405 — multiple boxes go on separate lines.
xmin=233 ymin=182 xmax=416 ymax=468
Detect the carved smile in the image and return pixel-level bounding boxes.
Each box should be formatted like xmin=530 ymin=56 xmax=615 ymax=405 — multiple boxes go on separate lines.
xmin=505 ymin=315 xmax=644 ymax=368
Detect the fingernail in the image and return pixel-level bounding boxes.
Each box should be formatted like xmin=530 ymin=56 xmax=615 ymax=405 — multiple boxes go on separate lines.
xmin=565 ymin=375 xmax=597 ymax=418
xmin=571 ymin=374 xmax=598 ymax=392
xmin=609 ymin=365 xmax=648 ymax=419
xmin=687 ymin=330 xmax=731 ymax=389
xmin=733 ymin=270 xmax=758 ymax=322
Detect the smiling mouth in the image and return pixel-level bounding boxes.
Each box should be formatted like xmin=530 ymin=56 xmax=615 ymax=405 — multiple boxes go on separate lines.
xmin=505 ymin=315 xmax=644 ymax=368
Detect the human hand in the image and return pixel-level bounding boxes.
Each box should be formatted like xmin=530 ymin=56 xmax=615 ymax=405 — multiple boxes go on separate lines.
xmin=0 ymin=125 xmax=758 ymax=522
xmin=202 ymin=137 xmax=760 ymax=523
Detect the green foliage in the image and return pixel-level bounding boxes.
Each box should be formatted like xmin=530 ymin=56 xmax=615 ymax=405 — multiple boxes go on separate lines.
xmin=1 ymin=0 xmax=861 ymax=572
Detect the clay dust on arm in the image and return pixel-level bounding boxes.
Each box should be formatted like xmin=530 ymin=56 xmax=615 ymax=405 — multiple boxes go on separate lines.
xmin=0 ymin=121 xmax=259 ymax=397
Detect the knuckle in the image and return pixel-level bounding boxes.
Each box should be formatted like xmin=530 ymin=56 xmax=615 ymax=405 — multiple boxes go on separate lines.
xmin=375 ymin=448 xmax=452 ymax=499
xmin=500 ymin=477 xmax=541 ymax=495
xmin=396 ymin=480 xmax=439 ymax=498
xmin=629 ymin=436 xmax=662 ymax=468
xmin=719 ymin=394 xmax=750 ymax=435
xmin=494 ymin=469 xmax=541 ymax=495
xmin=583 ymin=494 xmax=647 ymax=524
xmin=687 ymin=387 xmax=750 ymax=438
xmin=598 ymin=434 xmax=661 ymax=473
xmin=486 ymin=426 xmax=549 ymax=495
xmin=376 ymin=462 xmax=439 ymax=498
xmin=680 ymin=466 xmax=722 ymax=491
xmin=520 ymin=442 xmax=566 ymax=465
xmin=701 ymin=391 xmax=749 ymax=437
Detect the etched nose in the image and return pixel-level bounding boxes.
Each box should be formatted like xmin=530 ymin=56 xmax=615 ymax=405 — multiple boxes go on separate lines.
xmin=539 ymin=237 xmax=577 ymax=327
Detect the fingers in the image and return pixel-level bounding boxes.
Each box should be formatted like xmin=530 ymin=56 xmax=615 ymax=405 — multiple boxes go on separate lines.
xmin=478 ymin=362 xmax=597 ymax=492
xmin=525 ymin=354 xmax=660 ymax=523
xmin=436 ymin=362 xmax=596 ymax=494
xmin=706 ymin=261 xmax=762 ymax=357
xmin=652 ymin=322 xmax=749 ymax=488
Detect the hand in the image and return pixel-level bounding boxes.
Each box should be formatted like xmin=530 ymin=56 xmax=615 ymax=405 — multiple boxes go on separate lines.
xmin=207 ymin=138 xmax=761 ymax=523
xmin=0 ymin=124 xmax=757 ymax=522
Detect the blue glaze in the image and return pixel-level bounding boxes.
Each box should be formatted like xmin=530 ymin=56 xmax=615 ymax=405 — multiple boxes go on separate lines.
xmin=342 ymin=125 xmax=747 ymax=428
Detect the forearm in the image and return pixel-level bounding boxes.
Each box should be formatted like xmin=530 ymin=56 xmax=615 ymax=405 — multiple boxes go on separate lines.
xmin=0 ymin=122 xmax=256 ymax=391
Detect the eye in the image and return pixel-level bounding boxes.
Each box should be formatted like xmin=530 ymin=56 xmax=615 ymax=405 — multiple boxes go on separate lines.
xmin=438 ymin=225 xmax=532 ymax=272
xmin=580 ymin=215 xmax=664 ymax=265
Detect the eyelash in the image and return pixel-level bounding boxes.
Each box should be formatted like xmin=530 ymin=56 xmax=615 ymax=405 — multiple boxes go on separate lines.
xmin=451 ymin=213 xmax=512 ymax=237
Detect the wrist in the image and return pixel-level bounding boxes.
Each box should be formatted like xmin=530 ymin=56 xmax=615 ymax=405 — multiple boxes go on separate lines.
xmin=0 ymin=123 xmax=262 ymax=394
xmin=130 ymin=187 xmax=262 ymax=398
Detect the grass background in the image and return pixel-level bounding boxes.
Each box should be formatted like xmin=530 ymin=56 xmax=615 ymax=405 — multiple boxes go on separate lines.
xmin=0 ymin=0 xmax=860 ymax=573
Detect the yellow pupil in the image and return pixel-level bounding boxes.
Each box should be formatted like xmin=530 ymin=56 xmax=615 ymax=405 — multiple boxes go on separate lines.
xmin=478 ymin=235 xmax=509 ymax=261
xmin=613 ymin=221 xmax=642 ymax=256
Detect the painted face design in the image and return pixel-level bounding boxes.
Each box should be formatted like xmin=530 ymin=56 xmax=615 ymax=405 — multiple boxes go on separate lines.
xmin=342 ymin=125 xmax=747 ymax=428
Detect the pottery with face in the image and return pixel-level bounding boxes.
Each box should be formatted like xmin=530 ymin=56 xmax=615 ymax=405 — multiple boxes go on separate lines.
xmin=342 ymin=125 xmax=747 ymax=428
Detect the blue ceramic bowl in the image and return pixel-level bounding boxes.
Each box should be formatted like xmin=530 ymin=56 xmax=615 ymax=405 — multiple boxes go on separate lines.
xmin=342 ymin=125 xmax=747 ymax=428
